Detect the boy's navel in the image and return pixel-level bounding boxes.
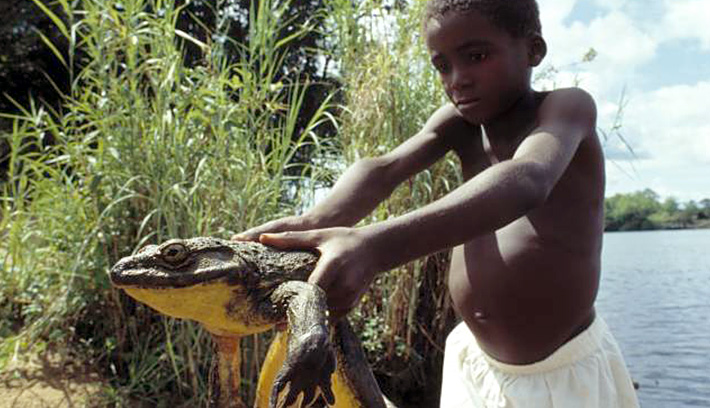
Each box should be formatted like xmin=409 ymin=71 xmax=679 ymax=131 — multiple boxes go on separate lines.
xmin=474 ymin=310 xmax=488 ymax=322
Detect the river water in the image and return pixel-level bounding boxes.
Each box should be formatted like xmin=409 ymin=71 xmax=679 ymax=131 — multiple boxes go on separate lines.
xmin=597 ymin=229 xmax=710 ymax=408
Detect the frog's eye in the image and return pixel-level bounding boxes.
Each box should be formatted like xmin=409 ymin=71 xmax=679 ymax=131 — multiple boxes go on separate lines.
xmin=160 ymin=242 xmax=188 ymax=264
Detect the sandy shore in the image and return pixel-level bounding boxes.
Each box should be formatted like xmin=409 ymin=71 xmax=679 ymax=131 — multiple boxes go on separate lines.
xmin=0 ymin=351 xmax=104 ymax=408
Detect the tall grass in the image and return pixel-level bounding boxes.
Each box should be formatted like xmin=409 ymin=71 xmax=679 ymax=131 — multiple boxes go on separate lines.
xmin=0 ymin=0 xmax=509 ymax=405
xmin=328 ymin=6 xmax=624 ymax=403
xmin=1 ymin=0 xmax=334 ymax=405
xmin=324 ymin=1 xmax=459 ymax=403
xmin=1 ymin=0 xmax=626 ymax=406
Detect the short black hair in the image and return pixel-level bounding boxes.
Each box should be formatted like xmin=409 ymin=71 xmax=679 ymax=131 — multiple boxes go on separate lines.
xmin=424 ymin=0 xmax=542 ymax=38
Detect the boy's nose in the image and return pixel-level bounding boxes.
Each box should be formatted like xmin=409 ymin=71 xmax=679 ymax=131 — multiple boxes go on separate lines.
xmin=450 ymin=68 xmax=473 ymax=90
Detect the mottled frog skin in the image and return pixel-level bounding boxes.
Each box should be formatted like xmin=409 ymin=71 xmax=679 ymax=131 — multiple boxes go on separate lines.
xmin=110 ymin=237 xmax=388 ymax=408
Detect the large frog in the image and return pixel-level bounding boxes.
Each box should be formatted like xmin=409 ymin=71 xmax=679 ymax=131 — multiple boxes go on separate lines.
xmin=110 ymin=237 xmax=389 ymax=408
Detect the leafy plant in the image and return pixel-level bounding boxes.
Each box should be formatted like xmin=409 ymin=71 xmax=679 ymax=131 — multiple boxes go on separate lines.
xmin=1 ymin=0 xmax=334 ymax=404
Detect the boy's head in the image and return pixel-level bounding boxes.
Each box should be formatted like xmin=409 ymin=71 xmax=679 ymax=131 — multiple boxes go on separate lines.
xmin=424 ymin=0 xmax=542 ymax=39
xmin=423 ymin=0 xmax=547 ymax=124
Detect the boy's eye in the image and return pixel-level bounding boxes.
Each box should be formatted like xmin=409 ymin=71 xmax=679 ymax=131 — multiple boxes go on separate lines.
xmin=436 ymin=63 xmax=450 ymax=73
xmin=468 ymin=52 xmax=488 ymax=62
xmin=432 ymin=59 xmax=450 ymax=73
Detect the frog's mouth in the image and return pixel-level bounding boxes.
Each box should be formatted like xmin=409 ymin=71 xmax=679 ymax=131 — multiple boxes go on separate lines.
xmin=109 ymin=258 xmax=231 ymax=288
xmin=109 ymin=250 xmax=252 ymax=289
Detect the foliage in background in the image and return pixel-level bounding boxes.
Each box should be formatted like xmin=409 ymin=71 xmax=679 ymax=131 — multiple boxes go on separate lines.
xmin=324 ymin=1 xmax=458 ymax=404
xmin=0 ymin=0 xmax=338 ymax=181
xmin=0 ymin=0 xmax=675 ymax=406
xmin=0 ymin=0 xmax=461 ymax=404
xmin=0 ymin=0 xmax=72 ymax=118
xmin=604 ymin=189 xmax=710 ymax=231
xmin=0 ymin=0 xmax=333 ymax=405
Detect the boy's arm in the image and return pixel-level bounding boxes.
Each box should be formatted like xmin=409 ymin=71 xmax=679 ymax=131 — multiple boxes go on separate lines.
xmin=263 ymin=89 xmax=596 ymax=318
xmin=233 ymin=104 xmax=464 ymax=240
xmin=365 ymin=88 xmax=598 ymax=271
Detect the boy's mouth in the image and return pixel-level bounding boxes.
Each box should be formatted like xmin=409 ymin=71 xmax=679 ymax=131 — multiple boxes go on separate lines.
xmin=455 ymin=97 xmax=480 ymax=109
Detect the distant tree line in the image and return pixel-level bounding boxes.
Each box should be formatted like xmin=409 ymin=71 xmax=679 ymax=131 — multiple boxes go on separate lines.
xmin=604 ymin=189 xmax=710 ymax=231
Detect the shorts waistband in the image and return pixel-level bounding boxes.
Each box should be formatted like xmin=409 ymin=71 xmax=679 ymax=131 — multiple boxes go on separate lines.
xmin=480 ymin=316 xmax=607 ymax=375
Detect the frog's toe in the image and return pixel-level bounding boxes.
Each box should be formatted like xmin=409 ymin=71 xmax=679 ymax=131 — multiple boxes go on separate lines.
xmin=270 ymin=326 xmax=336 ymax=407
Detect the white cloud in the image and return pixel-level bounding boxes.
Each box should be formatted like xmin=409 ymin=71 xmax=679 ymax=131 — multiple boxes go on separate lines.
xmin=625 ymin=81 xmax=710 ymax=163
xmin=536 ymin=2 xmax=657 ymax=99
xmin=605 ymin=81 xmax=710 ymax=200
xmin=586 ymin=12 xmax=657 ymax=67
xmin=662 ymin=0 xmax=710 ymax=49
xmin=538 ymin=0 xmax=578 ymax=28
xmin=536 ymin=0 xmax=709 ymax=200
xmin=605 ymin=158 xmax=710 ymax=201
xmin=591 ymin=0 xmax=629 ymax=11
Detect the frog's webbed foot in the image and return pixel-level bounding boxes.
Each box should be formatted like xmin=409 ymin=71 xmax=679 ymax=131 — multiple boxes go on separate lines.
xmin=270 ymin=324 xmax=336 ymax=407
xmin=268 ymin=281 xmax=336 ymax=408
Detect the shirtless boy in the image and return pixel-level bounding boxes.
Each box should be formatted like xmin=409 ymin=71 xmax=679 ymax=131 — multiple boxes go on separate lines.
xmin=235 ymin=0 xmax=639 ymax=406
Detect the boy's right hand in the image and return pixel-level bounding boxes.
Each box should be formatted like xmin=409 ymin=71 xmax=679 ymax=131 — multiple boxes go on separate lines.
xmin=231 ymin=215 xmax=315 ymax=242
xmin=233 ymin=219 xmax=382 ymax=321
xmin=259 ymin=227 xmax=379 ymax=321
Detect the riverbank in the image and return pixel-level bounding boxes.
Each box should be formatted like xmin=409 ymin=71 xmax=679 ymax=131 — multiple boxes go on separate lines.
xmin=0 ymin=350 xmax=105 ymax=408
xmin=605 ymin=220 xmax=710 ymax=232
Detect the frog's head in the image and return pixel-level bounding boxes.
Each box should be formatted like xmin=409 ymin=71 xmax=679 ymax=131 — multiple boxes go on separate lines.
xmin=109 ymin=237 xmax=317 ymax=335
xmin=109 ymin=237 xmax=272 ymax=335
xmin=109 ymin=237 xmax=258 ymax=289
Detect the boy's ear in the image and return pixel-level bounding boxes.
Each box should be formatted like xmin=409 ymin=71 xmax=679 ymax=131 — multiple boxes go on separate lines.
xmin=528 ymin=35 xmax=547 ymax=67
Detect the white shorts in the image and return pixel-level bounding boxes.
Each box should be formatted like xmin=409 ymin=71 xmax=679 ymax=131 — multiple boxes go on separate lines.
xmin=440 ymin=316 xmax=639 ymax=408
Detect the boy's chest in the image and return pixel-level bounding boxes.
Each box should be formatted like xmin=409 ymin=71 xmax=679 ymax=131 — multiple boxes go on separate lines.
xmin=454 ymin=132 xmax=527 ymax=179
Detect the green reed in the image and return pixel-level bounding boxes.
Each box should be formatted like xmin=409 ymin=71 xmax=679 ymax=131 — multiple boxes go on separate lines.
xmin=0 ymin=0 xmax=499 ymax=405
xmin=326 ymin=1 xmax=459 ymax=402
xmin=1 ymin=0 xmax=334 ymax=404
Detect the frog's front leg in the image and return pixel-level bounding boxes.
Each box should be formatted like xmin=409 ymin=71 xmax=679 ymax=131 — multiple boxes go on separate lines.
xmin=268 ymin=281 xmax=336 ymax=408
xmin=208 ymin=334 xmax=247 ymax=408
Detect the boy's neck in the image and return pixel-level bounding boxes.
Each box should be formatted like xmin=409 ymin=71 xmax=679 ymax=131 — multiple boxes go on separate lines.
xmin=481 ymin=89 xmax=543 ymax=143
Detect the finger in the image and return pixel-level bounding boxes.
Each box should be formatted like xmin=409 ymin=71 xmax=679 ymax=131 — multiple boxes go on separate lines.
xmin=231 ymin=233 xmax=256 ymax=241
xmin=306 ymin=260 xmax=345 ymax=320
xmin=328 ymin=306 xmax=350 ymax=322
xmin=270 ymin=380 xmax=288 ymax=408
xmin=302 ymin=388 xmax=316 ymax=407
xmin=327 ymin=294 xmax=359 ymax=322
xmin=286 ymin=388 xmax=303 ymax=408
xmin=232 ymin=221 xmax=285 ymax=241
xmin=306 ymin=257 xmax=334 ymax=288
xmin=231 ymin=228 xmax=266 ymax=242
xmin=259 ymin=231 xmax=321 ymax=250
xmin=321 ymin=377 xmax=336 ymax=405
xmin=233 ymin=214 xmax=313 ymax=242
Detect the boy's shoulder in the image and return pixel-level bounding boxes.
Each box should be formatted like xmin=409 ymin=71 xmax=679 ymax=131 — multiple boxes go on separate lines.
xmin=538 ymin=87 xmax=597 ymax=128
xmin=545 ymin=86 xmax=594 ymax=99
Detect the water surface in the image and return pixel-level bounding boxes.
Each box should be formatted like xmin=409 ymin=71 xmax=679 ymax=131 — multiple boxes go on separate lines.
xmin=598 ymin=229 xmax=710 ymax=408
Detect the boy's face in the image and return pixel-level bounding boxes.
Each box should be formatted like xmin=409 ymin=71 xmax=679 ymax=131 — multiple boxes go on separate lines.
xmin=425 ymin=10 xmax=537 ymax=125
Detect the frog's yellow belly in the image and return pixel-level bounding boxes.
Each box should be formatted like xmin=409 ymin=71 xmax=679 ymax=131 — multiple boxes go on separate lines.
xmin=121 ymin=281 xmax=273 ymax=336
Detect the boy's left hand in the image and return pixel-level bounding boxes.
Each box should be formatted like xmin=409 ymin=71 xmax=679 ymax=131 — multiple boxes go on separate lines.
xmin=259 ymin=227 xmax=378 ymax=320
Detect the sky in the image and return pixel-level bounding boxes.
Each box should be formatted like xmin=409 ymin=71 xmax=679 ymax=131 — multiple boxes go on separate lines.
xmin=534 ymin=0 xmax=710 ymax=201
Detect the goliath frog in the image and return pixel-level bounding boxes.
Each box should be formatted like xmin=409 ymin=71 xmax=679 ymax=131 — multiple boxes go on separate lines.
xmin=110 ymin=237 xmax=389 ymax=408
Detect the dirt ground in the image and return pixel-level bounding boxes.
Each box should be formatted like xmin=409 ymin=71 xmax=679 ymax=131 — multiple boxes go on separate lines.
xmin=0 ymin=352 xmax=105 ymax=408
